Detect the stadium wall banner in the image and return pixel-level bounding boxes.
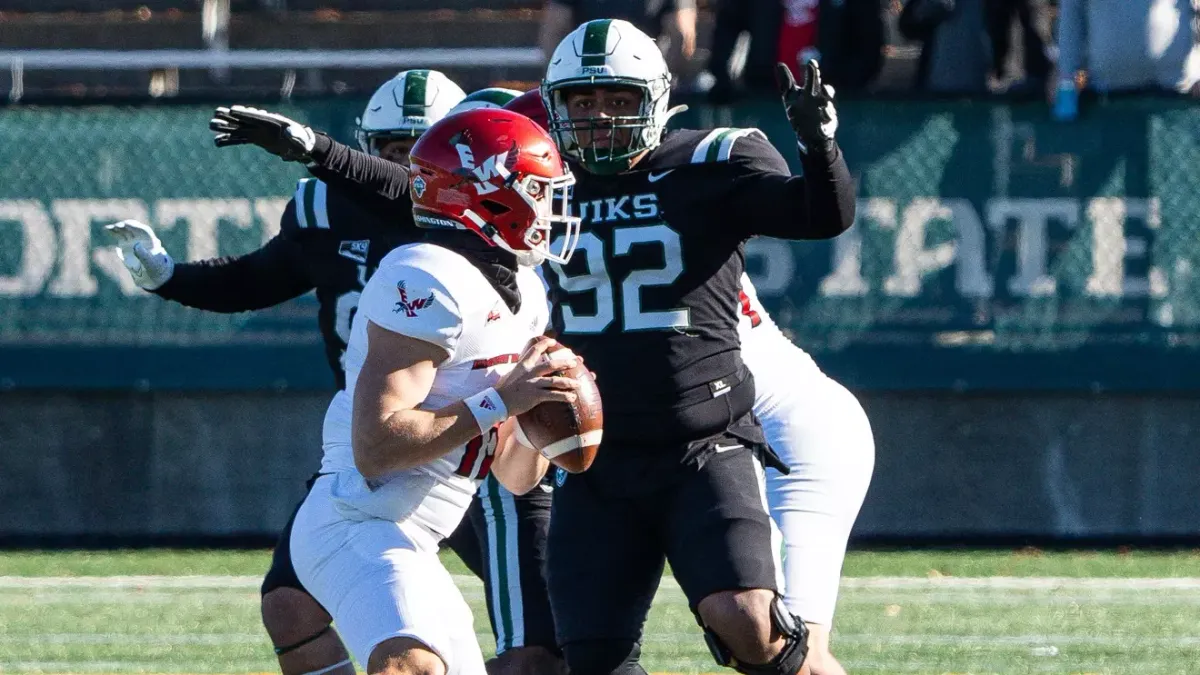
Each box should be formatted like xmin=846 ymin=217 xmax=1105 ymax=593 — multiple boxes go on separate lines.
xmin=1 ymin=99 xmax=1198 ymax=390
xmin=4 ymin=389 xmax=1199 ymax=540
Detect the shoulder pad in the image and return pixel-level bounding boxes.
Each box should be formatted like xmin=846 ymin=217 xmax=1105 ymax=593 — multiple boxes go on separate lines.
xmin=286 ymin=177 xmax=394 ymax=237
xmin=687 ymin=127 xmax=770 ymax=164
xmin=644 ymin=128 xmax=771 ymax=170
xmin=360 ymin=244 xmax=466 ymax=355
xmin=289 ymin=177 xmax=333 ymax=231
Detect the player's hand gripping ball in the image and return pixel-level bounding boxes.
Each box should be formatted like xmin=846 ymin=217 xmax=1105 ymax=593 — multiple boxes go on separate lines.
xmin=514 ymin=342 xmax=603 ymax=473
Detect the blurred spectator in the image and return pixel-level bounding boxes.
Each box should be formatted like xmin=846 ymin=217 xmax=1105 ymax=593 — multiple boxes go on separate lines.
xmin=1054 ymin=0 xmax=1200 ymax=119
xmin=987 ymin=0 xmax=1052 ymax=93
xmin=900 ymin=0 xmax=1052 ymax=95
xmin=707 ymin=0 xmax=885 ymax=103
xmin=539 ymin=0 xmax=697 ymax=73
xmin=706 ymin=0 xmax=782 ymax=101
xmin=777 ymin=0 xmax=886 ymax=91
xmin=898 ymin=0 xmax=992 ymax=93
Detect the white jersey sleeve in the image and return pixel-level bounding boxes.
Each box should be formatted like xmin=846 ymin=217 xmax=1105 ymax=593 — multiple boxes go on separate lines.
xmin=358 ymin=259 xmax=464 ymax=358
xmin=739 ymin=273 xmax=823 ymax=408
xmin=534 ymin=265 xmax=554 ymax=332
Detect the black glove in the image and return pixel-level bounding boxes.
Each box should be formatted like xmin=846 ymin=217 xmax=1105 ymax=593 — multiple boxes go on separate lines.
xmin=210 ymin=105 xmax=319 ymax=163
xmin=775 ymin=60 xmax=839 ymax=155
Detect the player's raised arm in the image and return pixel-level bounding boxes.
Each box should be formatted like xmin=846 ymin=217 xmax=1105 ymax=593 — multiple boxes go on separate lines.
xmin=307 ymin=133 xmax=413 ymax=202
xmin=104 ymin=214 xmax=312 ymax=312
xmin=210 ymin=105 xmax=413 ymax=202
xmin=724 ymin=61 xmax=856 ymax=241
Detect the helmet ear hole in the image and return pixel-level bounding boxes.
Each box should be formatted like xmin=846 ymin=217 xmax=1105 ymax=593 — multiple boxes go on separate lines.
xmin=480 ymin=199 xmax=511 ymax=216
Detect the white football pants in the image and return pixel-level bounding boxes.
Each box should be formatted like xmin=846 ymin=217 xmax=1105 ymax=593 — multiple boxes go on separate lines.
xmin=753 ymin=358 xmax=876 ymax=627
xmin=290 ymin=474 xmax=487 ymax=674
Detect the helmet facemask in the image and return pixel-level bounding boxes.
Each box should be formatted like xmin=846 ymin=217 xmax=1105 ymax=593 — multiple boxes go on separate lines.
xmin=544 ymin=76 xmax=670 ymax=175
xmin=517 ymin=171 xmax=580 ymax=266
xmin=359 ymin=129 xmax=423 ymax=163
xmin=464 ymin=170 xmax=580 ymax=267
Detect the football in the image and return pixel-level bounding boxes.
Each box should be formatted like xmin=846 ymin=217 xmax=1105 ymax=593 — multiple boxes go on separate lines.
xmin=516 ymin=346 xmax=603 ymax=473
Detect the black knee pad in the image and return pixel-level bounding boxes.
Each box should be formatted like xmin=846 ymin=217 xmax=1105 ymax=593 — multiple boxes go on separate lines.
xmin=272 ymin=624 xmax=333 ymax=656
xmin=702 ymin=596 xmax=809 ymax=675
xmin=562 ymin=639 xmax=648 ymax=675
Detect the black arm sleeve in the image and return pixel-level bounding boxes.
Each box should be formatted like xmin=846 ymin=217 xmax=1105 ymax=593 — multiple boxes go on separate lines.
xmin=153 ymin=202 xmax=313 ymax=312
xmin=726 ymin=133 xmax=856 ymax=241
xmin=306 ymin=133 xmax=411 ymax=202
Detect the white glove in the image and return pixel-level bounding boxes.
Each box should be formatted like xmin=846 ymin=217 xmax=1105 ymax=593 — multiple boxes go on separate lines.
xmin=104 ymin=219 xmax=175 ymax=291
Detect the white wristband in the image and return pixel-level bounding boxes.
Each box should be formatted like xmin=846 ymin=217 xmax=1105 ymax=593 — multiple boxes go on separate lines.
xmin=463 ymin=387 xmax=508 ymax=433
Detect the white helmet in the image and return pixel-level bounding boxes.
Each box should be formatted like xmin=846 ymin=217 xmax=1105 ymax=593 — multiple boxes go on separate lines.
xmin=356 ymin=69 xmax=466 ymax=155
xmin=542 ymin=19 xmax=680 ymax=174
xmin=448 ymin=87 xmax=523 ymax=115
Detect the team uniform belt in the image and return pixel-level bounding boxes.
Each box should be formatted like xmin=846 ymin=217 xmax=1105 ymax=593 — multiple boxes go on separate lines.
xmin=674 ymin=364 xmax=750 ymax=408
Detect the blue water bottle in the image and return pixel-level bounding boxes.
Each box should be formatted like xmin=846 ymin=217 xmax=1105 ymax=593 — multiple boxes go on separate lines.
xmin=1052 ymin=77 xmax=1078 ymax=122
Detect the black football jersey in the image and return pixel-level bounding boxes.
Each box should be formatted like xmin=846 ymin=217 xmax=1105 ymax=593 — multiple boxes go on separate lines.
xmin=542 ymin=127 xmax=824 ymax=443
xmin=242 ymin=131 xmax=851 ymax=418
xmin=281 ymin=177 xmax=421 ymax=387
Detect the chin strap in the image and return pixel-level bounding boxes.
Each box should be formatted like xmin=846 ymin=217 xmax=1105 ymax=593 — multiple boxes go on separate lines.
xmin=663 ymin=104 xmax=690 ymax=123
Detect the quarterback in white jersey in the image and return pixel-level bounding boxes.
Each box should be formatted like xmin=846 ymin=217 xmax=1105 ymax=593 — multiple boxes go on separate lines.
xmin=738 ymin=274 xmax=875 ymax=675
xmin=290 ymin=108 xmax=583 ymax=675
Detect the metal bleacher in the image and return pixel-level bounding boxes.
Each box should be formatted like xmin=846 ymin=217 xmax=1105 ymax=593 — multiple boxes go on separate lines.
xmin=0 ymin=1 xmax=546 ymax=100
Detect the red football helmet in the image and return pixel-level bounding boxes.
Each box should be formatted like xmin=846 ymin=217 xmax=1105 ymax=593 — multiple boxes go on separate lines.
xmin=503 ymin=89 xmax=550 ymax=132
xmin=409 ymin=107 xmax=579 ymax=266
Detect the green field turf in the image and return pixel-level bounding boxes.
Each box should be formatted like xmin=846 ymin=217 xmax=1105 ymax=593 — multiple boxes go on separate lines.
xmin=0 ymin=549 xmax=1198 ymax=674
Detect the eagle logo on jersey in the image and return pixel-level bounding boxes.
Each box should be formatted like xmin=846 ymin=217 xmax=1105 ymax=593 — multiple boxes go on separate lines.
xmin=394 ymin=281 xmax=436 ymax=317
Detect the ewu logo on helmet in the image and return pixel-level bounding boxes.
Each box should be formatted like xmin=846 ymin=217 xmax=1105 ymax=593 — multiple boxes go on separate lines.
xmin=453 ymin=139 xmax=516 ymax=195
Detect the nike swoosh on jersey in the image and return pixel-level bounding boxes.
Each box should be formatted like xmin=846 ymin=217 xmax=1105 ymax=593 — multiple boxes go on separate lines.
xmin=713 ymin=443 xmax=743 ymax=453
xmin=647 ymin=169 xmax=675 ymax=182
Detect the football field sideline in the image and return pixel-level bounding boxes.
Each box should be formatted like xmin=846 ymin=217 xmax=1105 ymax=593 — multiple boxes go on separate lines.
xmin=6 ymin=573 xmax=1200 ymax=590
xmin=3 ymin=551 xmax=1199 ymax=674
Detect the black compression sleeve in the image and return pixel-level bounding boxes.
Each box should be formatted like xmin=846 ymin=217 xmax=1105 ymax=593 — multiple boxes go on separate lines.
xmin=736 ymin=140 xmax=856 ymax=240
xmin=153 ymin=233 xmax=313 ymax=312
xmin=307 ymin=133 xmax=411 ymax=201
xmin=797 ymin=140 xmax=857 ymax=238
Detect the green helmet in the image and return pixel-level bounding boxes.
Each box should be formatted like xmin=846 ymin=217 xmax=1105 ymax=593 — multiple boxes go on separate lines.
xmin=356 ymin=69 xmax=466 ymax=156
xmin=542 ymin=19 xmax=682 ymax=174
xmin=448 ymin=87 xmax=523 ymax=114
